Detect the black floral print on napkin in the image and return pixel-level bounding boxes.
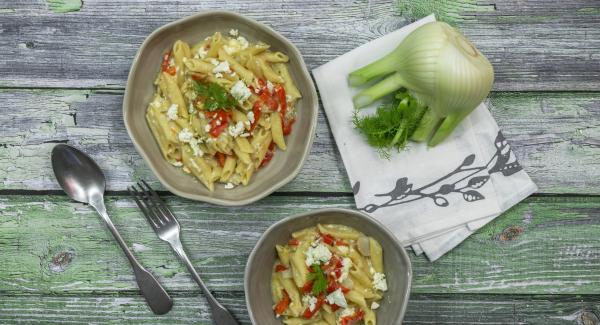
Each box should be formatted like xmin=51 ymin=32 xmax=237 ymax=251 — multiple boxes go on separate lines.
xmin=355 ymin=131 xmax=522 ymax=213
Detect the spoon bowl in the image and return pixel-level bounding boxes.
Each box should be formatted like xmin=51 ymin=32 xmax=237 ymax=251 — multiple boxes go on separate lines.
xmin=51 ymin=144 xmax=106 ymax=204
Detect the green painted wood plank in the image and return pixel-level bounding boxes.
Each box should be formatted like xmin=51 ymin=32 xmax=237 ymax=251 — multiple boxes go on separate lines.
xmin=0 ymin=89 xmax=598 ymax=193
xmin=0 ymin=293 xmax=598 ymax=324
xmin=0 ymin=0 xmax=598 ymax=90
xmin=0 ymin=195 xmax=598 ymax=295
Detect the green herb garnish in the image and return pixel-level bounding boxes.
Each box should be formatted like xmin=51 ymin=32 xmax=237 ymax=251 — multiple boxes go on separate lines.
xmin=353 ymin=89 xmax=427 ymax=159
xmin=307 ymin=264 xmax=327 ymax=296
xmin=194 ymin=81 xmax=237 ymax=111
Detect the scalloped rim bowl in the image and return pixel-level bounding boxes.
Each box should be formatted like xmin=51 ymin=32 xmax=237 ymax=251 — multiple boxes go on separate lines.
xmin=123 ymin=11 xmax=318 ymax=205
xmin=245 ymin=208 xmax=413 ymax=324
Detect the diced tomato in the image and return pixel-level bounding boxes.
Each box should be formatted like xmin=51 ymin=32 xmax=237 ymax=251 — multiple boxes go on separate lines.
xmin=301 ymin=280 xmax=313 ymax=294
xmin=282 ymin=117 xmax=295 ymax=136
xmin=215 ymin=152 xmax=226 ymax=167
xmin=275 ymin=85 xmax=287 ymax=114
xmin=340 ymin=309 xmax=365 ymax=325
xmin=249 ymin=101 xmax=262 ymax=131
xmin=288 ymin=239 xmax=300 ymax=246
xmin=273 ymin=290 xmax=290 ymax=316
xmin=302 ymin=295 xmax=325 ymax=319
xmin=335 ymin=239 xmax=349 ymax=246
xmin=274 ymin=264 xmax=288 ymax=272
xmin=161 ymin=51 xmax=176 ymax=75
xmin=259 ymin=142 xmax=276 ymax=168
xmin=322 ymin=234 xmax=335 ymax=246
xmin=205 ymin=110 xmax=232 ymax=138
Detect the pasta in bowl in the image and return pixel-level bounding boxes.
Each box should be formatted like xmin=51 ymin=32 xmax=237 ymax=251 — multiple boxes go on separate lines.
xmin=147 ymin=30 xmax=300 ymax=191
xmin=272 ymin=224 xmax=388 ymax=324
xmin=123 ymin=11 xmax=318 ymax=205
xmin=245 ymin=209 xmax=412 ymax=325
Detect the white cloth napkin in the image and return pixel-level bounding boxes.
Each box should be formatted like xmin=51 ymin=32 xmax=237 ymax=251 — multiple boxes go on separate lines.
xmin=312 ymin=15 xmax=537 ymax=261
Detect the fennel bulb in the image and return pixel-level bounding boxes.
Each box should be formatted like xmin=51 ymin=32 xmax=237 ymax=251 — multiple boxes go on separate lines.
xmin=349 ymin=22 xmax=494 ymax=146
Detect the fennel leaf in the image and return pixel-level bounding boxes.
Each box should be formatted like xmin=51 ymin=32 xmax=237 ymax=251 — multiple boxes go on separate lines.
xmin=194 ymin=81 xmax=237 ymax=111
xmin=353 ymin=89 xmax=427 ymax=159
xmin=307 ymin=264 xmax=327 ymax=296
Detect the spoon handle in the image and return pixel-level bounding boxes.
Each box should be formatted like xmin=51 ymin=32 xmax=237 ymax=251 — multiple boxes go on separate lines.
xmin=90 ymin=195 xmax=173 ymax=315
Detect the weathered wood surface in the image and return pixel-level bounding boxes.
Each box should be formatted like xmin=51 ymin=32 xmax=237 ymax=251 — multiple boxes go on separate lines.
xmin=0 ymin=294 xmax=598 ymax=324
xmin=1 ymin=195 xmax=599 ymax=295
xmin=0 ymin=0 xmax=598 ymax=90
xmin=0 ymin=89 xmax=598 ymax=193
xmin=1 ymin=0 xmax=599 ymax=324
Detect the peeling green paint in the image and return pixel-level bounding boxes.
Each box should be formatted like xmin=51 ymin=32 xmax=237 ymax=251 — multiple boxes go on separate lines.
xmin=396 ymin=0 xmax=495 ymax=24
xmin=47 ymin=0 xmax=82 ymax=13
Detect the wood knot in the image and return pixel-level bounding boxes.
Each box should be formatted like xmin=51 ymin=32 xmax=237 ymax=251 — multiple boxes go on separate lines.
xmin=498 ymin=226 xmax=524 ymax=241
xmin=49 ymin=250 xmax=75 ymax=273
xmin=581 ymin=310 xmax=600 ymax=325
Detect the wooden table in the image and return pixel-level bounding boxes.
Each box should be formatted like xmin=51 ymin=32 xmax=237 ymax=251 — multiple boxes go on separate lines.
xmin=1 ymin=0 xmax=599 ymax=324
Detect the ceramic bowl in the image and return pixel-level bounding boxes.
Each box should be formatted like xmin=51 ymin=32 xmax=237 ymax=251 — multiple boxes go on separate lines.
xmin=123 ymin=11 xmax=318 ymax=205
xmin=245 ymin=208 xmax=412 ymax=324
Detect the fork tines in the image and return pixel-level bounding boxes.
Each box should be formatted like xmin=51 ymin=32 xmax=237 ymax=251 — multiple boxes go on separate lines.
xmin=128 ymin=180 xmax=177 ymax=229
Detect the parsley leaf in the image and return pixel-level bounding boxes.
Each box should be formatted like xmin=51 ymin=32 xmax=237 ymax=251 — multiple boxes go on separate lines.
xmin=307 ymin=264 xmax=327 ymax=296
xmin=194 ymin=81 xmax=237 ymax=111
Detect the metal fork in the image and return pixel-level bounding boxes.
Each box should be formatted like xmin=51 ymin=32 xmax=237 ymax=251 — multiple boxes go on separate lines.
xmin=129 ymin=180 xmax=240 ymax=325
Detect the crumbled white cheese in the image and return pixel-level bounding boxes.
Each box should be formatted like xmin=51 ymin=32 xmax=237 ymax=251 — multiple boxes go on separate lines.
xmin=339 ymin=307 xmax=355 ymax=318
xmin=209 ymin=58 xmax=219 ymax=65
xmin=204 ymin=124 xmax=211 ymax=133
xmin=302 ymin=295 xmax=318 ymax=312
xmin=228 ymin=121 xmax=245 ymax=138
xmin=286 ymin=94 xmax=292 ymax=102
xmin=224 ymin=183 xmax=235 ymax=189
xmin=171 ymin=161 xmax=183 ymax=167
xmin=325 ymin=288 xmax=347 ymax=308
xmin=215 ymin=72 xmax=223 ymax=78
xmin=212 ymin=60 xmax=230 ymax=74
xmin=247 ymin=111 xmax=255 ymax=124
xmin=229 ymin=71 xmax=237 ymax=77
xmin=240 ymin=132 xmax=250 ymax=137
xmin=304 ymin=243 xmax=331 ymax=266
xmin=230 ymin=80 xmax=252 ymax=103
xmin=266 ymin=80 xmax=274 ymax=93
xmin=371 ymin=301 xmax=380 ymax=310
xmin=189 ymin=138 xmax=203 ymax=157
xmin=166 ymin=104 xmax=178 ymax=120
xmin=215 ymin=119 xmax=221 ymax=126
xmin=237 ymin=36 xmax=249 ymax=49
xmin=197 ymin=47 xmax=208 ymax=59
xmin=229 ymin=29 xmax=239 ymax=37
xmin=373 ymin=272 xmax=388 ymax=291
xmin=178 ymin=128 xmax=193 ymax=143
xmin=338 ymin=257 xmax=352 ymax=282
xmin=188 ymin=102 xmax=196 ymax=114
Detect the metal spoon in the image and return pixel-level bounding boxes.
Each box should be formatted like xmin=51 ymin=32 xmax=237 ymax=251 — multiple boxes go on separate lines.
xmin=51 ymin=144 xmax=173 ymax=315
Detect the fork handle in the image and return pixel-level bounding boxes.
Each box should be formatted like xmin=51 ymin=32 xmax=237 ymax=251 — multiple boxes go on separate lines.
xmin=171 ymin=241 xmax=214 ymax=297
xmin=90 ymin=195 xmax=173 ymax=315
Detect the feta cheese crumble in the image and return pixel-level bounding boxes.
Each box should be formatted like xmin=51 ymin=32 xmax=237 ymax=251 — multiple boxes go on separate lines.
xmin=228 ymin=121 xmax=245 ymax=138
xmin=229 ymin=29 xmax=239 ymax=37
xmin=247 ymin=111 xmax=255 ymax=124
xmin=178 ymin=128 xmax=193 ymax=143
xmin=302 ymin=295 xmax=318 ymax=312
xmin=230 ymin=80 xmax=252 ymax=102
xmin=237 ymin=36 xmax=249 ymax=49
xmin=373 ymin=272 xmax=388 ymax=291
xmin=338 ymin=257 xmax=352 ymax=282
xmin=304 ymin=243 xmax=331 ymax=266
xmin=339 ymin=307 xmax=355 ymax=318
xmin=371 ymin=301 xmax=380 ymax=310
xmin=204 ymin=124 xmax=211 ymax=133
xmin=166 ymin=104 xmax=178 ymax=120
xmin=212 ymin=60 xmax=230 ymax=74
xmin=325 ymin=288 xmax=347 ymax=308
xmin=171 ymin=161 xmax=183 ymax=167
xmin=266 ymin=80 xmax=274 ymax=93
xmin=224 ymin=183 xmax=235 ymax=189
xmin=197 ymin=47 xmax=208 ymax=59
xmin=209 ymin=58 xmax=219 ymax=65
xmin=189 ymin=138 xmax=203 ymax=157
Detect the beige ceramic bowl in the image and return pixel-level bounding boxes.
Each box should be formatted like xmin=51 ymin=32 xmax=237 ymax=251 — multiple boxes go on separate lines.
xmin=123 ymin=11 xmax=318 ymax=205
xmin=245 ymin=208 xmax=413 ymax=325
